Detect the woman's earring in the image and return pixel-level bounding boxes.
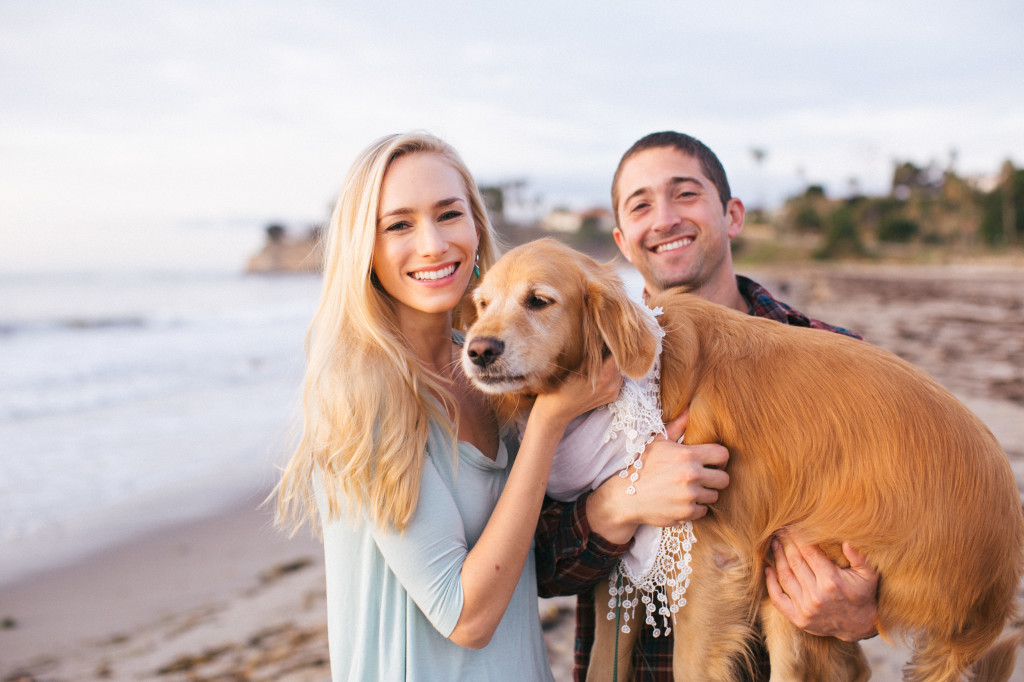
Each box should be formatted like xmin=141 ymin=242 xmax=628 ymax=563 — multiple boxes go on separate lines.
xmin=473 ymin=252 xmax=480 ymax=279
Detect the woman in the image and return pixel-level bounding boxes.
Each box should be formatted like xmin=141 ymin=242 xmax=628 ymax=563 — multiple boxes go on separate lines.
xmin=275 ymin=132 xmax=620 ymax=681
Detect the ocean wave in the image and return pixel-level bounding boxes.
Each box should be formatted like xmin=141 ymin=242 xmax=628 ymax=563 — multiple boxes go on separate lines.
xmin=0 ymin=316 xmax=149 ymax=336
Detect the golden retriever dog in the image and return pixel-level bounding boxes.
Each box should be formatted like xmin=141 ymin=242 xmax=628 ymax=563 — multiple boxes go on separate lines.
xmin=461 ymin=238 xmax=1024 ymax=682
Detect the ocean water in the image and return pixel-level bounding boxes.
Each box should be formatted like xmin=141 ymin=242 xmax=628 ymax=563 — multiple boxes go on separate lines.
xmin=0 ymin=270 xmax=322 ymax=585
xmin=0 ymin=264 xmax=645 ymax=586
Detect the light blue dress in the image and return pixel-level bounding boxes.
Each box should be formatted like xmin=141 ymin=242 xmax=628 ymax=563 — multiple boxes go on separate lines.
xmin=316 ymin=416 xmax=554 ymax=681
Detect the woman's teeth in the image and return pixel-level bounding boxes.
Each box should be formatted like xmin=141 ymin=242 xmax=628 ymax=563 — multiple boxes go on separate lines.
xmin=411 ymin=264 xmax=456 ymax=280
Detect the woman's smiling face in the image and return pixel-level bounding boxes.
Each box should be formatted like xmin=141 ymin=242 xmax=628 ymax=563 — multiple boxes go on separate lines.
xmin=372 ymin=152 xmax=479 ymax=324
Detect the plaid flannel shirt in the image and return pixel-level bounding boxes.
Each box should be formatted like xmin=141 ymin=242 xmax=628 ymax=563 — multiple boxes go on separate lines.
xmin=534 ymin=275 xmax=861 ymax=681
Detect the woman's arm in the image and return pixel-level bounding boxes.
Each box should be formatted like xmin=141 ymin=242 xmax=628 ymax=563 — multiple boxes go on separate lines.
xmin=448 ymin=357 xmax=622 ymax=649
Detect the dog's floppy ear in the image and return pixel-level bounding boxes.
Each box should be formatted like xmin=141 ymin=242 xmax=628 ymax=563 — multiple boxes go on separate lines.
xmin=453 ymin=290 xmax=478 ymax=331
xmin=585 ymin=262 xmax=659 ymax=380
xmin=453 ymin=271 xmax=484 ymax=331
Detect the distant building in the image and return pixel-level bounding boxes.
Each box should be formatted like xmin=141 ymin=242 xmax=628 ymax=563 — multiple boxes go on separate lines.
xmin=967 ymin=171 xmax=1003 ymax=194
xmin=541 ymin=206 xmax=615 ymax=234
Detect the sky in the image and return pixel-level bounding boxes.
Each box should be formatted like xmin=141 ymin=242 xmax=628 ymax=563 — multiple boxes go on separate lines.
xmin=1 ymin=0 xmax=1022 ymax=273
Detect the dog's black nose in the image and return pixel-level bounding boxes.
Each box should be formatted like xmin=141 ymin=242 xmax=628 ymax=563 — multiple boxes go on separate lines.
xmin=467 ymin=337 xmax=505 ymax=367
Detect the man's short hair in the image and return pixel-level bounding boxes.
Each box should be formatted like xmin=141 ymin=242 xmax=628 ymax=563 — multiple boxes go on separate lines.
xmin=611 ymin=131 xmax=732 ymax=218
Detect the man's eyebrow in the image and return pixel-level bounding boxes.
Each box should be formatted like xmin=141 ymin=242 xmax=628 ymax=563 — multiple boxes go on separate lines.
xmin=379 ymin=196 xmax=465 ymax=220
xmin=668 ymin=175 xmax=704 ymax=188
xmin=622 ymin=186 xmax=652 ymax=206
xmin=623 ymin=176 xmax=704 ymax=206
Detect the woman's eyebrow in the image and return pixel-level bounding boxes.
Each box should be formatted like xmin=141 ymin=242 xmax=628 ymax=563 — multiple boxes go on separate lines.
xmin=379 ymin=196 xmax=464 ymax=220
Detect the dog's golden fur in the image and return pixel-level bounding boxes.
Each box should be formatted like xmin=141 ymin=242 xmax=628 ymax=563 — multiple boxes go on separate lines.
xmin=462 ymin=239 xmax=1024 ymax=682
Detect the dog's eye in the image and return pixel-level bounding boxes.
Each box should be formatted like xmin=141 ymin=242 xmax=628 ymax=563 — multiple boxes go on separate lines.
xmin=526 ymin=295 xmax=552 ymax=310
xmin=476 ymin=299 xmax=488 ymax=310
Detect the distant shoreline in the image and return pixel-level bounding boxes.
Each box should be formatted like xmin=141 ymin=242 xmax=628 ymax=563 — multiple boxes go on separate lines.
xmin=244 ymin=221 xmax=1024 ymax=276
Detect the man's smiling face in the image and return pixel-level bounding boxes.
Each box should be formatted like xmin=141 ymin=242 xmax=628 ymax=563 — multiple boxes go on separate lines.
xmin=613 ymin=146 xmax=743 ymax=297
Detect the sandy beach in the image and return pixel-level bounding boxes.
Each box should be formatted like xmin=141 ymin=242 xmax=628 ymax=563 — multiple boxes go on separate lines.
xmin=3 ymin=261 xmax=1024 ymax=681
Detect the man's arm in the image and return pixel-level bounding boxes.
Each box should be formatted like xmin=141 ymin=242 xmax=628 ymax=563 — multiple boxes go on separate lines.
xmin=535 ymin=413 xmax=730 ymax=596
xmin=765 ymin=307 xmax=878 ymax=641
xmin=536 ymin=406 xmax=879 ymax=641
xmin=534 ymin=492 xmax=631 ymax=598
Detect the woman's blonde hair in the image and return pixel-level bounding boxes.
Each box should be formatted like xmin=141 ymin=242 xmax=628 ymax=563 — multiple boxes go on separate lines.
xmin=275 ymin=132 xmax=498 ymax=533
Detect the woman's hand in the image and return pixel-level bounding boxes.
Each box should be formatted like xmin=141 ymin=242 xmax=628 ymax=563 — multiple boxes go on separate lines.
xmin=531 ymin=355 xmax=623 ymax=431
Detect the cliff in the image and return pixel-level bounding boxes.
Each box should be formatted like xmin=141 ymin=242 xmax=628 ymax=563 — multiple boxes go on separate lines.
xmin=245 ymin=226 xmax=322 ymax=274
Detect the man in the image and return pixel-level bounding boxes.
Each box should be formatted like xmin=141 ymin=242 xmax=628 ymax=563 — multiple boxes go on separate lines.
xmin=535 ymin=131 xmax=879 ymax=680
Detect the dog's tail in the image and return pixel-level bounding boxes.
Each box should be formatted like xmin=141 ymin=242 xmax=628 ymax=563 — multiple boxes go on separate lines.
xmin=968 ymin=624 xmax=1023 ymax=682
xmin=903 ymin=607 xmax=1022 ymax=682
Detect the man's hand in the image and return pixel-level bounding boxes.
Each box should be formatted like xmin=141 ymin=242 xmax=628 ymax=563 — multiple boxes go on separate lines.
xmin=764 ymin=528 xmax=879 ymax=641
xmin=586 ymin=410 xmax=730 ymax=544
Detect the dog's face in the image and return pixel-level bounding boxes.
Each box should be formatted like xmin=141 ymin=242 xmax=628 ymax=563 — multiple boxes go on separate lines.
xmin=461 ymin=238 xmax=659 ymax=402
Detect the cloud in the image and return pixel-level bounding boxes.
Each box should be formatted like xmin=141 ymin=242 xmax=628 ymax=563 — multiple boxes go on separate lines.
xmin=1 ymin=0 xmax=1022 ymax=271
